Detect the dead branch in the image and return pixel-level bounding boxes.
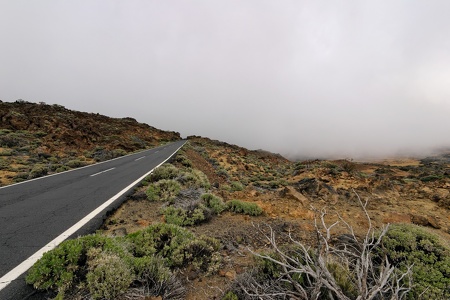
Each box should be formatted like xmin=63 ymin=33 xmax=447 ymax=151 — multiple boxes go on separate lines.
xmin=242 ymin=190 xmax=412 ymax=300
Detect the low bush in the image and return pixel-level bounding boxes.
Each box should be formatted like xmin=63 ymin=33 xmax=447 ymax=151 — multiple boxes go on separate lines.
xmin=201 ymin=193 xmax=227 ymax=214
xmin=26 ymin=235 xmax=129 ymax=296
xmin=26 ymin=238 xmax=84 ymax=294
xmin=111 ymin=148 xmax=127 ymax=158
xmin=86 ymin=250 xmax=134 ymax=300
xmin=230 ymin=181 xmax=244 ymax=192
xmin=127 ymin=223 xmax=220 ymax=271
xmin=132 ymin=255 xmax=171 ymax=284
xmin=55 ymin=166 xmax=70 ymax=173
xmin=13 ymin=172 xmax=29 ymax=182
xmin=216 ymin=167 xmax=229 ymax=178
xmin=222 ymin=291 xmax=239 ymax=300
xmin=175 ymin=153 xmax=192 ymax=167
xmin=146 ymin=179 xmax=181 ymax=202
xmin=148 ymin=164 xmax=180 ymax=182
xmin=381 ymin=224 xmax=450 ymax=299
xmin=27 ymin=224 xmax=221 ymax=298
xmin=65 ymin=160 xmax=86 ymax=168
xmin=29 ymin=164 xmax=48 ymax=179
xmin=178 ymin=169 xmax=210 ymax=189
xmin=227 ymin=200 xmax=263 ymax=216
xmin=162 ymin=205 xmax=209 ymax=226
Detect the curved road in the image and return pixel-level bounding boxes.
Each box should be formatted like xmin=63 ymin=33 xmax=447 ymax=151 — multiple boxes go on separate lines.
xmin=0 ymin=140 xmax=185 ymax=299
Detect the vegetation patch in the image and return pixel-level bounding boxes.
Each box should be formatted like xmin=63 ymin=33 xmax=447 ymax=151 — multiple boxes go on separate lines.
xmin=161 ymin=204 xmax=209 ymax=226
xmin=230 ymin=181 xmax=244 ymax=191
xmin=178 ymin=168 xmax=211 ymax=189
xmin=227 ymin=199 xmax=263 ymax=216
xmin=148 ymin=163 xmax=180 ymax=182
xmin=381 ymin=223 xmax=450 ymax=299
xmin=65 ymin=159 xmax=86 ymax=168
xmin=146 ymin=179 xmax=181 ymax=202
xmin=201 ymin=193 xmax=227 ymax=214
xmin=127 ymin=223 xmax=221 ymax=271
xmin=27 ymin=223 xmax=221 ymax=299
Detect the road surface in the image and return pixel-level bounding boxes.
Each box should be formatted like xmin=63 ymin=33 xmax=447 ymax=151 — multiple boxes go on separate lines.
xmin=0 ymin=140 xmax=185 ymax=299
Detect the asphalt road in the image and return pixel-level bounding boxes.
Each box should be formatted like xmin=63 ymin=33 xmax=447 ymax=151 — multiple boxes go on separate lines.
xmin=0 ymin=140 xmax=185 ymax=299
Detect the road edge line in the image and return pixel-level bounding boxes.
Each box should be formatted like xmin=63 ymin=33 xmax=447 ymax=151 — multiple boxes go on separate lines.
xmin=0 ymin=141 xmax=185 ymax=291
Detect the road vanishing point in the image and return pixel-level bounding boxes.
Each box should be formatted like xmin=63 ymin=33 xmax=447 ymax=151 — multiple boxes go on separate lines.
xmin=0 ymin=140 xmax=186 ymax=299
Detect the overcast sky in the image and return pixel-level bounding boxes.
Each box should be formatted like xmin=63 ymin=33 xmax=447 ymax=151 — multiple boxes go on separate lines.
xmin=1 ymin=1 xmax=450 ymax=159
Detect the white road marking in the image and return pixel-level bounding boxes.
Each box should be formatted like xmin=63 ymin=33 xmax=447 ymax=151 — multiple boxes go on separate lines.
xmin=90 ymin=168 xmax=115 ymax=177
xmin=155 ymin=150 xmax=159 ymax=153
xmin=135 ymin=156 xmax=145 ymax=161
xmin=0 ymin=141 xmax=186 ymax=291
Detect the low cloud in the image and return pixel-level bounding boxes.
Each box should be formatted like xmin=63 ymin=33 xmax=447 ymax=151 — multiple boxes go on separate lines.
xmin=1 ymin=1 xmax=449 ymax=160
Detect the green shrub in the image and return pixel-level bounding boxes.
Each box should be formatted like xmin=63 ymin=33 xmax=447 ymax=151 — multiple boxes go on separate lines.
xmin=86 ymin=250 xmax=133 ymax=300
xmin=132 ymin=255 xmax=171 ymax=284
xmin=26 ymin=239 xmax=84 ymax=293
xmin=176 ymin=153 xmax=193 ymax=167
xmin=127 ymin=223 xmax=220 ymax=271
xmin=327 ymin=259 xmax=357 ymax=298
xmin=65 ymin=160 xmax=86 ymax=168
xmin=13 ymin=172 xmax=29 ymax=182
xmin=201 ymin=193 xmax=227 ymax=214
xmin=55 ymin=166 xmax=70 ymax=173
xmin=29 ymin=164 xmax=48 ymax=178
xmin=27 ymin=224 xmax=221 ymax=298
xmin=178 ymin=169 xmax=210 ymax=189
xmin=230 ymin=181 xmax=244 ymax=191
xmin=149 ymin=164 xmax=180 ymax=182
xmin=26 ymin=235 xmax=129 ymax=296
xmin=127 ymin=223 xmax=195 ymax=262
xmin=216 ymin=167 xmax=229 ymax=178
xmin=162 ymin=205 xmax=208 ymax=226
xmin=181 ymin=236 xmax=222 ymax=274
xmin=222 ymin=291 xmax=239 ymax=300
xmin=227 ymin=200 xmax=263 ymax=216
xmin=111 ymin=148 xmax=127 ymax=158
xmin=381 ymin=224 xmax=450 ymax=299
xmin=146 ymin=179 xmax=181 ymax=202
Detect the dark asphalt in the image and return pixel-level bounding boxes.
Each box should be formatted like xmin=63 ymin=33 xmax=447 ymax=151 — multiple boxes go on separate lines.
xmin=0 ymin=140 xmax=185 ymax=299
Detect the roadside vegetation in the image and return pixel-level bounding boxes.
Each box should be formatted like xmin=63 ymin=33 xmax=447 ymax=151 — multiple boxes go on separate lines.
xmin=18 ymin=125 xmax=450 ymax=299
xmin=26 ymin=223 xmax=220 ymax=299
xmin=26 ymin=147 xmax=265 ymax=299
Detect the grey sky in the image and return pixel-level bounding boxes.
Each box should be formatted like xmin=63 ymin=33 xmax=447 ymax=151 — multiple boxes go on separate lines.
xmin=1 ymin=1 xmax=450 ymax=159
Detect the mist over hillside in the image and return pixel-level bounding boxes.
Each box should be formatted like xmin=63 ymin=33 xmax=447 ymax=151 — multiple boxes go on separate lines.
xmin=1 ymin=2 xmax=450 ymax=160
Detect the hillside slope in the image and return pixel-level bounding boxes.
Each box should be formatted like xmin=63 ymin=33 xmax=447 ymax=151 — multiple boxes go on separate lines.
xmin=0 ymin=100 xmax=180 ymax=186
